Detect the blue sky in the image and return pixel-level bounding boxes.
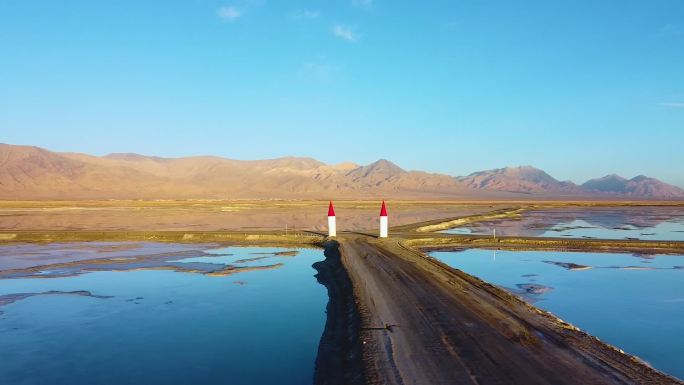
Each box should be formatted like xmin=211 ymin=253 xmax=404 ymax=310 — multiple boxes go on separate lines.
xmin=1 ymin=0 xmax=683 ymax=186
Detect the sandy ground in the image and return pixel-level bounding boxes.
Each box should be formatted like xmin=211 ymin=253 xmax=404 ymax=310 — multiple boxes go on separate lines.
xmin=0 ymin=200 xmax=505 ymax=231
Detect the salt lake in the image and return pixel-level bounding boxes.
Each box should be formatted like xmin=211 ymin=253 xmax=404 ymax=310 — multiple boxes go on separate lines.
xmin=0 ymin=243 xmax=327 ymax=385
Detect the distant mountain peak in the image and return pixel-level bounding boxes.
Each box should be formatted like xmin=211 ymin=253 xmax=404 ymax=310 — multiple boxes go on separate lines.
xmin=630 ymin=175 xmax=650 ymax=182
xmin=264 ymin=156 xmax=325 ymax=169
xmin=105 ymin=153 xmax=168 ymax=162
xmin=371 ymin=158 xmax=404 ymax=169
xmin=582 ymin=174 xmax=684 ymax=197
xmin=601 ymin=174 xmax=627 ymax=180
xmin=456 ymin=165 xmax=580 ymax=194
xmin=0 ymin=143 xmax=682 ymax=200
xmin=500 ymin=165 xmax=555 ymax=180
xmin=503 ymin=165 xmax=537 ymax=171
xmin=347 ymin=159 xmax=406 ymax=179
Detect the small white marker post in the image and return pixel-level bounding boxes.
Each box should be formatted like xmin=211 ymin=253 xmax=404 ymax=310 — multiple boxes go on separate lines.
xmin=328 ymin=201 xmax=337 ymax=237
xmin=379 ymin=200 xmax=388 ymax=238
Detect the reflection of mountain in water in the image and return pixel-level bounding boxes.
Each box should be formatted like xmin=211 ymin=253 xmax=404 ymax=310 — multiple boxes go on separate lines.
xmin=460 ymin=207 xmax=684 ymax=238
xmin=556 ymin=208 xmax=684 ymax=229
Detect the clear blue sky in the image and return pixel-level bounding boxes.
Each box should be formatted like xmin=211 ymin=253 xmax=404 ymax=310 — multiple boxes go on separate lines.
xmin=1 ymin=1 xmax=683 ymax=186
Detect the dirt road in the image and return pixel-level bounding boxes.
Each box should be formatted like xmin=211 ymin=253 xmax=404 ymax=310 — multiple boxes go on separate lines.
xmin=330 ymin=236 xmax=680 ymax=385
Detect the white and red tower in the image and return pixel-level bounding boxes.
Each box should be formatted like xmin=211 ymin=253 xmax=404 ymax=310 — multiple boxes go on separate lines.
xmin=328 ymin=201 xmax=337 ymax=237
xmin=379 ymin=200 xmax=388 ymax=238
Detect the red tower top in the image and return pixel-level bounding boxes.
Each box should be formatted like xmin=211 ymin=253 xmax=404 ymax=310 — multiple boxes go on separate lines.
xmin=380 ymin=200 xmax=388 ymax=217
xmin=328 ymin=201 xmax=336 ymax=217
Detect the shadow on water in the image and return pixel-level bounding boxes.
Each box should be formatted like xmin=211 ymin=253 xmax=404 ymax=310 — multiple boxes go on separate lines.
xmin=312 ymin=241 xmax=365 ymax=385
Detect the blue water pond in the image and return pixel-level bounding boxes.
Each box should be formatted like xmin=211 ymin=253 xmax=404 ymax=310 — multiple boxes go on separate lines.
xmin=0 ymin=245 xmax=327 ymax=385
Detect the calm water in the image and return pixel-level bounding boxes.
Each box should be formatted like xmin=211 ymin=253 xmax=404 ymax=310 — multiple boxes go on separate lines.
xmin=0 ymin=244 xmax=327 ymax=385
xmin=442 ymin=207 xmax=684 ymax=241
xmin=431 ymin=249 xmax=684 ymax=380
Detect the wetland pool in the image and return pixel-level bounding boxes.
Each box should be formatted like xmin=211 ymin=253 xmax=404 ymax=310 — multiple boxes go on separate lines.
xmin=442 ymin=207 xmax=684 ymax=241
xmin=0 ymin=243 xmax=327 ymax=385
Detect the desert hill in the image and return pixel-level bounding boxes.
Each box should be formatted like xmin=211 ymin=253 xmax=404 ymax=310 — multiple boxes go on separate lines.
xmin=1 ymin=143 xmax=682 ymax=200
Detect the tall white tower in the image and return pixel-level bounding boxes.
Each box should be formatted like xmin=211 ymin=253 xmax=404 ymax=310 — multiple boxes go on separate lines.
xmin=327 ymin=201 xmax=337 ymax=237
xmin=379 ymin=200 xmax=388 ymax=238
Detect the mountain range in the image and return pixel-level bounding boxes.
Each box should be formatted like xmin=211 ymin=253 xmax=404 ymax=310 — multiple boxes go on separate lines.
xmin=1 ymin=143 xmax=682 ymax=200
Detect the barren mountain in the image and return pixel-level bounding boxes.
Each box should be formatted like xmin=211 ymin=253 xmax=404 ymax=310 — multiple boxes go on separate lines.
xmin=1 ymin=143 xmax=682 ymax=200
xmin=0 ymin=144 xmax=468 ymax=199
xmin=582 ymin=174 xmax=684 ymax=198
xmin=0 ymin=144 xmax=170 ymax=199
xmin=456 ymin=166 xmax=583 ymax=194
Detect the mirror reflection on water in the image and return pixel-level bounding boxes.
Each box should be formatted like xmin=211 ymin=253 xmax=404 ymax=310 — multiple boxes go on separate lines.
xmin=0 ymin=243 xmax=327 ymax=385
xmin=442 ymin=207 xmax=684 ymax=241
